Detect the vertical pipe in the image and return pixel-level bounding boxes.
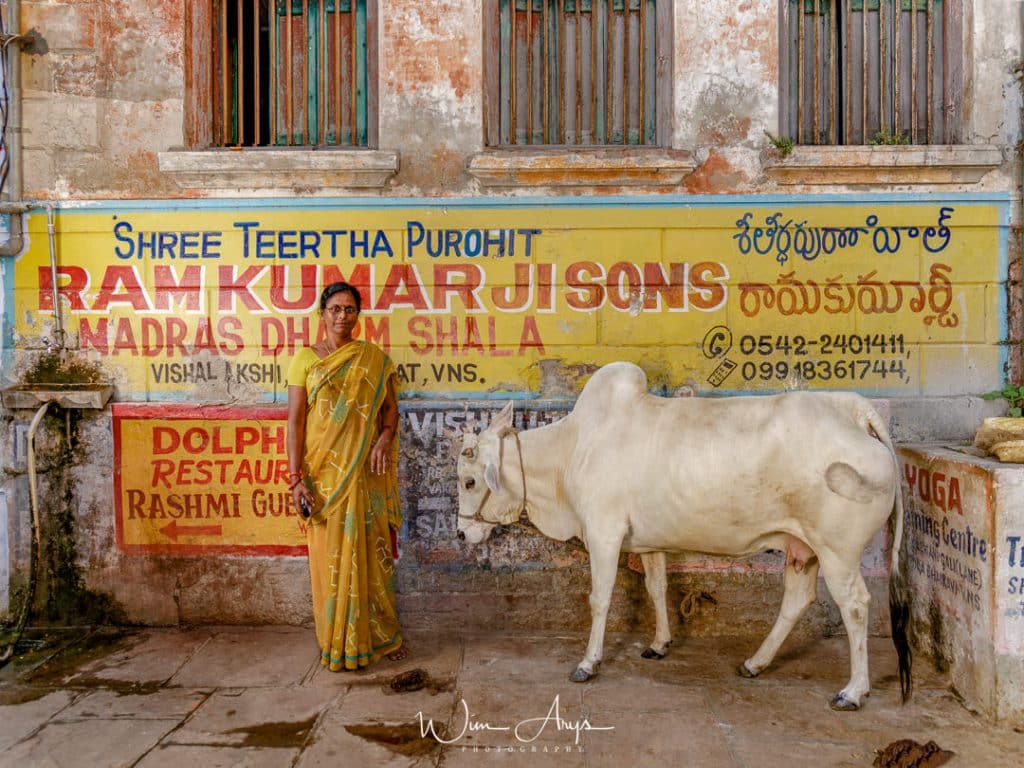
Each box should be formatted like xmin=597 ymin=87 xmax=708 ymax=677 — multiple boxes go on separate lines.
xmin=7 ymin=0 xmax=21 ymax=200
xmin=44 ymin=205 xmax=62 ymax=349
xmin=3 ymin=0 xmax=20 ymax=202
xmin=511 ymin=1 xmax=518 ymax=144
xmin=638 ymin=0 xmax=645 ymax=144
xmin=0 ymin=0 xmax=26 ymax=258
xmin=27 ymin=402 xmax=51 ymax=549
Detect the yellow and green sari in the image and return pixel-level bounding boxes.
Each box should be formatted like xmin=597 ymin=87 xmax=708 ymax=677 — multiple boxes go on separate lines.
xmin=299 ymin=340 xmax=403 ymax=670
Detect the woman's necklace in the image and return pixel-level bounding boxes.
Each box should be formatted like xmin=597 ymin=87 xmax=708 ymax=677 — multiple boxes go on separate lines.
xmin=320 ymin=334 xmax=349 ymax=356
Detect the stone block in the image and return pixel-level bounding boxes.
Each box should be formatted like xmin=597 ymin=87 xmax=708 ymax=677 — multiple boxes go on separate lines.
xmin=22 ymin=92 xmax=98 ymax=150
xmin=899 ymin=444 xmax=1024 ymax=726
xmin=51 ymin=54 xmax=100 ymax=97
xmin=100 ymin=98 xmax=183 ymax=155
xmin=22 ymin=146 xmax=54 ymax=195
xmin=23 ymin=2 xmax=97 ymax=50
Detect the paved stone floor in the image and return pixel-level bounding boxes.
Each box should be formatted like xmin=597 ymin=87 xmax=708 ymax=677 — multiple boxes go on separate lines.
xmin=0 ymin=624 xmax=1022 ymax=767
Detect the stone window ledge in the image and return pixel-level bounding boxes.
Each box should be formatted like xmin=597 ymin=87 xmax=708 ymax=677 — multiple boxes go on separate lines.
xmin=468 ymin=148 xmax=696 ymax=188
xmin=763 ymin=144 xmax=1002 ymax=185
xmin=158 ymin=149 xmax=399 ymax=191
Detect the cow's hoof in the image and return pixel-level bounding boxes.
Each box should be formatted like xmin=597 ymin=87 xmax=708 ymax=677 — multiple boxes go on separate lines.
xmin=569 ymin=667 xmax=593 ymax=683
xmin=641 ymin=647 xmax=666 ymax=660
xmin=737 ymin=662 xmax=760 ymax=678
xmin=829 ymin=693 xmax=861 ymax=711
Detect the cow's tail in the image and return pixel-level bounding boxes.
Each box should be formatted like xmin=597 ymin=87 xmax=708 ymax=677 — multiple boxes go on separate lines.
xmin=861 ymin=403 xmax=913 ymax=704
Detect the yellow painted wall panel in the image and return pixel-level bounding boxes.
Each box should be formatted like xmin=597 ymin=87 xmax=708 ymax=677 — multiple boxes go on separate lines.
xmin=10 ymin=199 xmax=1007 ymax=398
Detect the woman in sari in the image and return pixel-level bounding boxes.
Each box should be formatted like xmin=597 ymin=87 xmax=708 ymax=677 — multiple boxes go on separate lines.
xmin=287 ymin=281 xmax=406 ymax=670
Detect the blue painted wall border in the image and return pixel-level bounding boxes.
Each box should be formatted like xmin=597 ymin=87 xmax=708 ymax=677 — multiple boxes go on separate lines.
xmin=40 ymin=191 xmax=1013 ymax=214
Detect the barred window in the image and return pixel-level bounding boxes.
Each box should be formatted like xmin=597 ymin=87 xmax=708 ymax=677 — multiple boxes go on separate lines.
xmin=212 ymin=0 xmax=376 ymax=147
xmin=483 ymin=0 xmax=668 ymax=147
xmin=781 ymin=0 xmax=962 ymax=145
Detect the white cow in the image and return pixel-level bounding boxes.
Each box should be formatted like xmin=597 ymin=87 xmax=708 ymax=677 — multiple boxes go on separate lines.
xmin=456 ymin=362 xmax=910 ymax=710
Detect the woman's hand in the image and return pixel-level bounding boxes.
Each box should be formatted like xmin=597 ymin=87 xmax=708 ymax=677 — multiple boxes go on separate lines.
xmin=370 ymin=435 xmax=391 ymax=475
xmin=292 ymin=483 xmax=315 ymax=518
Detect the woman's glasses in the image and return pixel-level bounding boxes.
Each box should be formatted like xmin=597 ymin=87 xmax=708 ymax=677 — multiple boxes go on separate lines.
xmin=325 ymin=306 xmax=358 ymax=316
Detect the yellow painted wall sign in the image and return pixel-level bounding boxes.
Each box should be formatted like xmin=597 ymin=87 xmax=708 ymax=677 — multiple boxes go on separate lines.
xmin=10 ymin=198 xmax=1008 ymax=398
xmin=113 ymin=404 xmax=305 ymax=554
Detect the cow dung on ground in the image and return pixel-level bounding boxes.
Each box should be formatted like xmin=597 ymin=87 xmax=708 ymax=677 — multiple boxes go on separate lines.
xmin=873 ymin=739 xmax=955 ymax=768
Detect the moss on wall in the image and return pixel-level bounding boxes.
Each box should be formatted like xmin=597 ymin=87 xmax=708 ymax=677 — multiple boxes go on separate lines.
xmin=21 ymin=351 xmax=104 ymax=386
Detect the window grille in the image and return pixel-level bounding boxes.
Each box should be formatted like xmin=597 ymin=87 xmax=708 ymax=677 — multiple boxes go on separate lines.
xmin=484 ymin=0 xmax=662 ymax=147
xmin=213 ymin=0 xmax=373 ymax=147
xmin=781 ymin=0 xmax=961 ymax=145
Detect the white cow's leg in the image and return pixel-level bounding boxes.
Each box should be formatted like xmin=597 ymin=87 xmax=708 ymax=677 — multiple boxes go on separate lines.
xmin=819 ymin=556 xmax=872 ymax=710
xmin=640 ymin=552 xmax=672 ymax=659
xmin=571 ymin=537 xmax=622 ymax=682
xmin=739 ymin=556 xmax=819 ymax=677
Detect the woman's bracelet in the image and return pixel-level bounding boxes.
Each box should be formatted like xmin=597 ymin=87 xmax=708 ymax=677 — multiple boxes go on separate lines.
xmin=287 ymin=471 xmax=304 ymax=491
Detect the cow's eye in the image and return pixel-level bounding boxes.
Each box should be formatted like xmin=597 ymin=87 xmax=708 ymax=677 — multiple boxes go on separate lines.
xmin=461 ymin=447 xmax=475 ymax=459
xmin=464 ymin=478 xmax=476 ymax=490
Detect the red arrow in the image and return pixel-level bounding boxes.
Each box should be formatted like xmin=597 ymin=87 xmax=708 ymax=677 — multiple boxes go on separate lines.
xmin=159 ymin=521 xmax=223 ymax=542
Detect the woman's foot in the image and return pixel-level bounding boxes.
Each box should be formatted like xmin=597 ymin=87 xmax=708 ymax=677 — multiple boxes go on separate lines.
xmin=387 ymin=646 xmax=409 ymax=662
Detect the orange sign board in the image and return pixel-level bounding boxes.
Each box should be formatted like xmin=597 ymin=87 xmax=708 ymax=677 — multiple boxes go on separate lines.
xmin=113 ymin=404 xmax=306 ymax=555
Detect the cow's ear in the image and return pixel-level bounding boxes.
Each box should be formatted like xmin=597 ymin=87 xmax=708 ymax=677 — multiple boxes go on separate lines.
xmin=484 ymin=460 xmax=502 ymax=494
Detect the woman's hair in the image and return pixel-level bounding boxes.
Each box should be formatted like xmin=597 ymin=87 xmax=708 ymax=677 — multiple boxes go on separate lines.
xmin=319 ymin=281 xmax=361 ymax=314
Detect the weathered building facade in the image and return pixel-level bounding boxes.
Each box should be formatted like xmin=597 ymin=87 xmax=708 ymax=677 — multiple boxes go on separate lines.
xmin=0 ymin=0 xmax=1022 ymax=688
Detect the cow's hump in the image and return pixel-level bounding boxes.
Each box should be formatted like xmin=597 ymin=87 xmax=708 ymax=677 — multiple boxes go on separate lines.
xmin=572 ymin=362 xmax=648 ymax=420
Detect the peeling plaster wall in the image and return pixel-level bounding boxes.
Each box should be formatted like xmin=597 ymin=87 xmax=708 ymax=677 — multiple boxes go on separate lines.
xmin=1 ymin=0 xmax=1022 ymax=639
xmin=22 ymin=0 xmax=185 ymax=198
xmin=674 ymin=0 xmax=778 ymax=153
xmin=972 ymin=0 xmax=1024 ymax=146
xmin=379 ymin=0 xmax=484 ymax=194
xmin=13 ymin=0 xmax=1024 ymax=198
